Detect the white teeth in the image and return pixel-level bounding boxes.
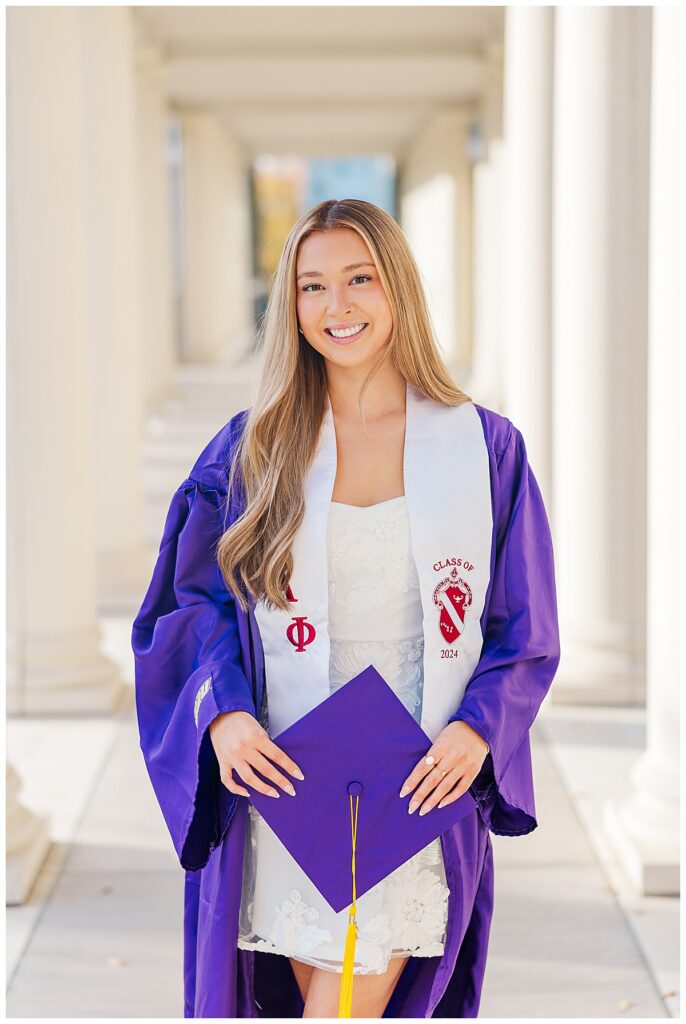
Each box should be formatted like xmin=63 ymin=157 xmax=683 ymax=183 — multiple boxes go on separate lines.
xmin=328 ymin=324 xmax=367 ymax=338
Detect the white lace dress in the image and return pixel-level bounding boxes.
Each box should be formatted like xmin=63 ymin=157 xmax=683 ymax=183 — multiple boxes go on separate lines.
xmin=237 ymin=495 xmax=451 ymax=974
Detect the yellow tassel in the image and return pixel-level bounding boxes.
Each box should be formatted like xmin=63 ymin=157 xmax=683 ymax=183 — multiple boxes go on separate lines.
xmin=338 ymin=793 xmax=360 ymax=1018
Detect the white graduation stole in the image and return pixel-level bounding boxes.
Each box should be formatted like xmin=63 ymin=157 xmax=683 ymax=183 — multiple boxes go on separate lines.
xmin=253 ymin=381 xmax=493 ymax=741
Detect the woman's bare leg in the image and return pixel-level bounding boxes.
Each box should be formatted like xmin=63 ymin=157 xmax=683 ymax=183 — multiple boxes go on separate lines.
xmin=289 ymin=957 xmax=315 ymax=1002
xmin=303 ymin=956 xmax=410 ymax=1018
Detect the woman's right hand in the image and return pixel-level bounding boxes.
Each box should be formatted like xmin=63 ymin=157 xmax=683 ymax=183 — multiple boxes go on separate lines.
xmin=209 ymin=710 xmax=304 ymax=799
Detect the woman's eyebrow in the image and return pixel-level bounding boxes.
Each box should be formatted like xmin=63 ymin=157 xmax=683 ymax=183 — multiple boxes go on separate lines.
xmin=296 ymin=261 xmax=375 ymax=281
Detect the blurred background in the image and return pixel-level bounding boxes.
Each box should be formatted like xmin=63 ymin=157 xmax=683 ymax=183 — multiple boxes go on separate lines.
xmin=5 ymin=5 xmax=680 ymax=1017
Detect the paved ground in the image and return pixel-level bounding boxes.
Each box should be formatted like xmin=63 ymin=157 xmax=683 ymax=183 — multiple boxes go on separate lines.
xmin=6 ymin=614 xmax=679 ymax=1018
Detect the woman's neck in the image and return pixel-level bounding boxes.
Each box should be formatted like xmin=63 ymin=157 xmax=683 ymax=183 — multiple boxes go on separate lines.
xmin=325 ymin=364 xmax=407 ymax=424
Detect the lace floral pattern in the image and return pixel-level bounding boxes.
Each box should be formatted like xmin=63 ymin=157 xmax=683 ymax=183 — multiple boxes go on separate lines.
xmin=240 ymin=884 xmax=334 ymax=957
xmin=329 ymin=636 xmax=424 ymax=720
xmin=238 ymin=497 xmax=450 ymax=974
xmin=327 ymin=497 xmax=420 ymax=616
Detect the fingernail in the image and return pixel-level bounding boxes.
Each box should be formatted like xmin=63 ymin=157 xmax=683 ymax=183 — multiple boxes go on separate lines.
xmin=399 ymin=785 xmax=409 ymax=798
xmin=294 ymin=770 xmax=305 ymax=781
xmin=269 ymin=790 xmax=280 ymax=798
xmin=437 ymin=801 xmax=445 ymax=809
xmin=285 ymin=784 xmax=296 ymax=796
xmin=408 ymin=802 xmax=418 ymax=814
xmin=419 ymin=806 xmax=429 ymax=816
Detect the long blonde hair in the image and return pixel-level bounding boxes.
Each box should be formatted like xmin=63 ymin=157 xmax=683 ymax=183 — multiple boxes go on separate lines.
xmin=219 ymin=198 xmax=471 ymax=613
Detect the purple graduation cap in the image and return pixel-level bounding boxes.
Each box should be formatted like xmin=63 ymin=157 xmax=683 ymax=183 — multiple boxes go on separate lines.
xmin=244 ymin=664 xmax=478 ymax=1016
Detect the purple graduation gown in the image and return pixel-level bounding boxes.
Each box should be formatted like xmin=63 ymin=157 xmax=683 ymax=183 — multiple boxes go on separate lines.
xmin=131 ymin=402 xmax=561 ymax=1018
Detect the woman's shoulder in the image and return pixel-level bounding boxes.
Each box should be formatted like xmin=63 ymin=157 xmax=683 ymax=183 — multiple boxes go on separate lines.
xmin=470 ymin=401 xmax=516 ymax=462
xmin=186 ymin=407 xmax=251 ymax=495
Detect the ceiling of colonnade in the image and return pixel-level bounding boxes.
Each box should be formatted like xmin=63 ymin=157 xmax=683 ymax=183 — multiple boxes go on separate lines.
xmin=133 ymin=7 xmax=504 ymax=158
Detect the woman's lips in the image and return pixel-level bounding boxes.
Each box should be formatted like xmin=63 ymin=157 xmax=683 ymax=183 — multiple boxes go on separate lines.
xmin=324 ymin=324 xmax=369 ymax=345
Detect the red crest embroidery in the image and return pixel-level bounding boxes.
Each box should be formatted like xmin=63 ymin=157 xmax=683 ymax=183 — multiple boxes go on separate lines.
xmin=432 ymin=569 xmax=473 ymax=644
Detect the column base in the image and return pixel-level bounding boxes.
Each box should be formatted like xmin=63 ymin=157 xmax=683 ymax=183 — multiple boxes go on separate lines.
xmin=7 ymin=631 xmax=128 ymax=715
xmin=6 ymin=816 xmax=51 ymax=906
xmin=602 ymin=797 xmax=680 ymax=896
xmin=6 ymin=764 xmax=52 ymax=906
xmin=97 ymin=544 xmax=155 ymax=614
xmin=552 ymin=628 xmax=645 ymax=705
xmin=551 ymin=672 xmax=645 ymax=706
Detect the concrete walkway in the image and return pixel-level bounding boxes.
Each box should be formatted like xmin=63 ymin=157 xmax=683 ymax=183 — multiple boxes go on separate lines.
xmin=6 ymin=612 xmax=678 ymax=1018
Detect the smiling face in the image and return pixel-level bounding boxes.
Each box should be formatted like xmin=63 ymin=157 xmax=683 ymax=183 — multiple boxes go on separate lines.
xmin=295 ymin=227 xmax=394 ymax=374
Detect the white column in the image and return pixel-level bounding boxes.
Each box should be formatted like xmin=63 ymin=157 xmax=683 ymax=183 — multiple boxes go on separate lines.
xmin=399 ymin=109 xmax=471 ymax=374
xmin=453 ymin=121 xmax=474 ymax=378
xmin=134 ymin=43 xmax=177 ymax=412
xmin=79 ymin=8 xmax=151 ymax=611
xmin=470 ymin=138 xmax=505 ymax=413
xmin=468 ymin=41 xmax=505 ymax=409
xmin=500 ymin=7 xmax=554 ymax=510
xmin=551 ymin=8 xmax=652 ymax=705
xmin=602 ymin=6 xmax=680 ymax=896
xmin=7 ymin=7 xmax=123 ymax=713
xmin=179 ymin=112 xmax=253 ymax=364
xmin=6 ymin=763 xmax=51 ymax=905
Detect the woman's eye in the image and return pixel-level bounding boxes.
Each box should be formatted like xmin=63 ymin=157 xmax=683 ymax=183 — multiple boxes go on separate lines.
xmin=301 ymin=274 xmax=372 ymax=293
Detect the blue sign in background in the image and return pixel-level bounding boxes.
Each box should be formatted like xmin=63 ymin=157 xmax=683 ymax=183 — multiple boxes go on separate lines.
xmin=302 ymin=156 xmax=397 ymax=219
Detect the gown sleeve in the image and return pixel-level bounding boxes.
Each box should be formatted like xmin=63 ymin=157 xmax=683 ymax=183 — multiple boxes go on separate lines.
xmin=449 ymin=423 xmax=561 ymax=836
xmin=131 ymin=474 xmax=256 ymax=871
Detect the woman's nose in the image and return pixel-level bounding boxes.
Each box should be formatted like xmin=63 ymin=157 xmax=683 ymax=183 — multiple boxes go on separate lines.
xmin=325 ymin=285 xmax=352 ymax=314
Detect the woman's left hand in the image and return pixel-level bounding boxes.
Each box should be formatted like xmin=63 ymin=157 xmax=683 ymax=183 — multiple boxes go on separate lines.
xmin=398 ymin=721 xmax=490 ymax=816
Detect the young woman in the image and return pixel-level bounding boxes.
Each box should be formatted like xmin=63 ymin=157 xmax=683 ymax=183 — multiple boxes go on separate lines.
xmin=132 ymin=198 xmax=560 ymax=1018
